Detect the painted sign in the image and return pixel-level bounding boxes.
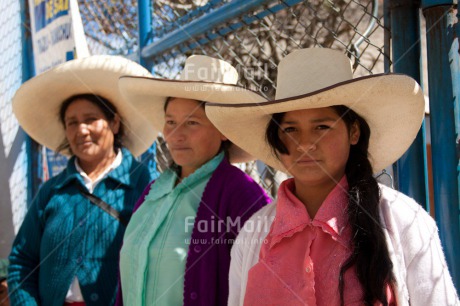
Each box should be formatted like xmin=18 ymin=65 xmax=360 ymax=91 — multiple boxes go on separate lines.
xmin=29 ymin=0 xmax=89 ymax=74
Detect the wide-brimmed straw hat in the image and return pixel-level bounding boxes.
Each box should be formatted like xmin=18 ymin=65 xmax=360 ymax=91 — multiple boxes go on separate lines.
xmin=12 ymin=55 xmax=156 ymax=157
xmin=205 ymin=48 xmax=425 ymax=173
xmin=118 ymin=55 xmax=268 ymax=163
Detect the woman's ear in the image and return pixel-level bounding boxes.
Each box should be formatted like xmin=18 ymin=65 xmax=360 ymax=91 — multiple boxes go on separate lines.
xmin=350 ymin=121 xmax=360 ymax=145
xmin=110 ymin=114 xmax=121 ymax=135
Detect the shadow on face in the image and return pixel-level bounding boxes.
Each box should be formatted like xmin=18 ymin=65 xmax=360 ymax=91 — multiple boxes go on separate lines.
xmin=59 ymin=94 xmax=122 ymax=164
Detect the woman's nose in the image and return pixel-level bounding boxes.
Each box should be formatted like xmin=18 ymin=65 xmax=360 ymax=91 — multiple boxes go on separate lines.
xmin=168 ymin=124 xmax=186 ymax=142
xmin=76 ymin=122 xmax=90 ymax=135
xmin=296 ymin=136 xmax=317 ymax=153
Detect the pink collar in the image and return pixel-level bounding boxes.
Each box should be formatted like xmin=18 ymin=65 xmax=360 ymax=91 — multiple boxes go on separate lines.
xmin=270 ymin=176 xmax=351 ymax=248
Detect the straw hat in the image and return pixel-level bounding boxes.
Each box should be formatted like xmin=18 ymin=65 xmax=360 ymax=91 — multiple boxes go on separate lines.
xmin=12 ymin=55 xmax=156 ymax=157
xmin=118 ymin=55 xmax=268 ymax=163
xmin=205 ymin=48 xmax=425 ymax=173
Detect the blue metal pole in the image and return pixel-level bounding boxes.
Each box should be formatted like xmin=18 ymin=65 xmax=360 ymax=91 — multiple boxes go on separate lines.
xmin=389 ymin=0 xmax=428 ymax=209
xmin=141 ymin=0 xmax=273 ymax=59
xmin=20 ymin=0 xmax=38 ymax=205
xmin=138 ymin=0 xmax=154 ymax=71
xmin=137 ymin=0 xmax=159 ymax=173
xmin=422 ymin=3 xmax=460 ymax=294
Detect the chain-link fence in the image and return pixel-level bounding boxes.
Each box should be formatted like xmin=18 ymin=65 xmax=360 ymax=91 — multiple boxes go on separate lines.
xmin=78 ymin=0 xmax=138 ymax=56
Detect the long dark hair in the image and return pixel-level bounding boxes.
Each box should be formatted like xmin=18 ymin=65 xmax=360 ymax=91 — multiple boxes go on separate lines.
xmin=266 ymin=105 xmax=395 ymax=305
xmin=57 ymin=94 xmax=124 ymax=154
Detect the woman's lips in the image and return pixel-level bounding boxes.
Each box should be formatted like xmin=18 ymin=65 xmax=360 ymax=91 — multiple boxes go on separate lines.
xmin=295 ymin=158 xmax=319 ymax=164
xmin=170 ymin=147 xmax=190 ymax=151
xmin=77 ymin=140 xmax=93 ymax=146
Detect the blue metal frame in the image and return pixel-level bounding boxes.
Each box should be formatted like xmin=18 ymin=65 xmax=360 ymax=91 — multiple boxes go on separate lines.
xmin=171 ymin=0 xmax=306 ymax=59
xmin=20 ymin=0 xmax=38 ymax=205
xmin=141 ymin=0 xmax=308 ymax=60
xmin=389 ymin=0 xmax=429 ymax=210
xmin=137 ymin=0 xmax=160 ymax=178
xmin=423 ymin=3 xmax=460 ymax=293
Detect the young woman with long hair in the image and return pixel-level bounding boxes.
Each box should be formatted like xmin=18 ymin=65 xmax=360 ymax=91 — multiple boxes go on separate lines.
xmin=206 ymin=48 xmax=459 ymax=305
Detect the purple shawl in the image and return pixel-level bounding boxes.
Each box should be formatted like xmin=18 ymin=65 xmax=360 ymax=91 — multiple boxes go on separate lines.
xmin=116 ymin=158 xmax=271 ymax=305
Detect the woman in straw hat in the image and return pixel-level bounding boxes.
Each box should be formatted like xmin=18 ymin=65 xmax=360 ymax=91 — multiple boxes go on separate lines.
xmin=206 ymin=48 xmax=459 ymax=306
xmin=115 ymin=55 xmax=271 ymax=306
xmin=8 ymin=56 xmax=156 ymax=306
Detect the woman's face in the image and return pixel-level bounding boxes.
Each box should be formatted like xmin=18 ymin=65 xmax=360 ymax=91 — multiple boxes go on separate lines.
xmin=163 ymin=98 xmax=227 ymax=177
xmin=277 ymin=107 xmax=360 ymax=187
xmin=64 ymin=98 xmax=120 ymax=162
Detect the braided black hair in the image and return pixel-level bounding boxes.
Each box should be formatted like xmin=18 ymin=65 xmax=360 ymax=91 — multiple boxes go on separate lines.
xmin=266 ymin=105 xmax=395 ymax=305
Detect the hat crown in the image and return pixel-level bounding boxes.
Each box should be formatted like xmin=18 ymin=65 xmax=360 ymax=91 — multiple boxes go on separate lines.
xmin=178 ymin=55 xmax=238 ymax=84
xmin=275 ymin=48 xmax=353 ymax=100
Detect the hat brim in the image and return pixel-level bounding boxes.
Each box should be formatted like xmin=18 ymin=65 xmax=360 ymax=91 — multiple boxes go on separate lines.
xmin=118 ymin=75 xmax=268 ymax=163
xmin=205 ymin=73 xmax=425 ymax=173
xmin=12 ymin=56 xmax=156 ymax=157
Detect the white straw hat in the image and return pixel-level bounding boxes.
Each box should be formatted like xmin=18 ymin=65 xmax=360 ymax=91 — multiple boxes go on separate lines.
xmin=12 ymin=55 xmax=156 ymax=157
xmin=205 ymin=48 xmax=425 ymax=173
xmin=118 ymin=55 xmax=268 ymax=163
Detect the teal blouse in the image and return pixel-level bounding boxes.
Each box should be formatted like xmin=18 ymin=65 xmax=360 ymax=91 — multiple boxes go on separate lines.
xmin=8 ymin=148 xmax=152 ymax=306
xmin=120 ymin=152 xmax=224 ymax=305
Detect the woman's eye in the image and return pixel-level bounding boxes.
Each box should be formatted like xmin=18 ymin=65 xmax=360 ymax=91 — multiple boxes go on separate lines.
xmin=282 ymin=126 xmax=296 ymax=133
xmin=85 ymin=118 xmax=98 ymax=124
xmin=65 ymin=121 xmax=77 ymax=127
xmin=187 ymin=121 xmax=199 ymax=126
xmin=316 ymin=125 xmax=330 ymax=130
xmin=165 ymin=120 xmax=176 ymax=125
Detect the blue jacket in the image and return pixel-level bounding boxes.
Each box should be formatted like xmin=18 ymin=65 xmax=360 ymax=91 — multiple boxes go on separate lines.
xmin=8 ymin=148 xmax=151 ymax=306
